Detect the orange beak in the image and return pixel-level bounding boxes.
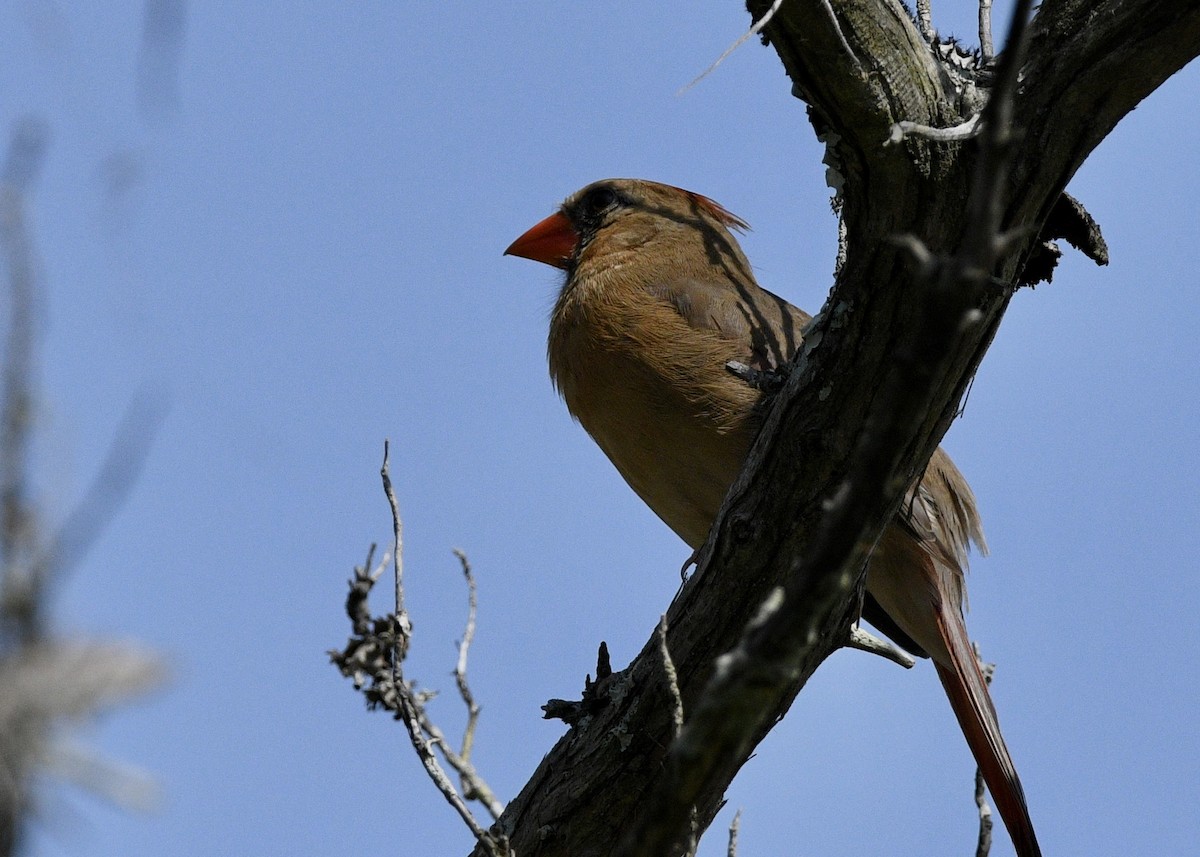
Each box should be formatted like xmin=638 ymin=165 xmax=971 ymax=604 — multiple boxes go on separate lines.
xmin=504 ymin=211 xmax=577 ymax=269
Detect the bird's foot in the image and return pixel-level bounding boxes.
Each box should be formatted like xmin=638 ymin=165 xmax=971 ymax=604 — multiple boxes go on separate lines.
xmin=725 ymin=360 xmax=788 ymax=394
xmin=679 ymin=549 xmax=699 ymax=582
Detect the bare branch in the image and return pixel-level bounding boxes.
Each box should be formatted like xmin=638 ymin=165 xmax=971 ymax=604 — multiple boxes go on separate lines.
xmin=332 ymin=446 xmax=507 ymax=853
xmin=916 ymin=0 xmax=934 ymax=41
xmin=887 ymin=114 xmax=980 ymax=146
xmin=448 ymin=549 xmax=504 ymax=821
xmin=451 ymin=552 xmax=481 ymax=784
xmin=381 ymin=441 xmax=409 ymax=648
xmin=0 ymin=116 xmax=167 ymax=854
xmin=31 ymin=390 xmax=167 ymax=598
xmin=1013 ymin=0 xmax=1200 ymax=232
xmin=136 ymin=0 xmax=187 ymax=121
xmin=979 ymin=0 xmax=994 ymax=60
xmin=0 ymin=117 xmax=49 ymax=641
xmin=727 ymin=809 xmax=742 ymax=857
xmin=412 ymin=701 xmax=504 ymax=823
xmin=679 ymin=0 xmax=788 ymax=94
xmin=657 ymin=615 xmax=695 ymax=855
xmin=658 ymin=616 xmax=684 ymax=736
xmin=846 ymin=624 xmax=916 ymax=669
xmin=41 ymin=738 xmax=160 ymax=812
xmin=973 ymin=643 xmax=996 ymax=857
xmin=380 ymin=445 xmax=498 ymax=847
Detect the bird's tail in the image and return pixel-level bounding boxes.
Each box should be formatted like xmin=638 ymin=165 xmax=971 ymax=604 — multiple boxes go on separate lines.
xmin=934 ymin=609 xmax=1042 ymax=857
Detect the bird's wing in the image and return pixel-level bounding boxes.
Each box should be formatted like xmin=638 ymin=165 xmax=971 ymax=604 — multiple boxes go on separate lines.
xmin=646 ymin=278 xmax=811 ymax=370
xmin=893 ymin=447 xmax=988 ymax=606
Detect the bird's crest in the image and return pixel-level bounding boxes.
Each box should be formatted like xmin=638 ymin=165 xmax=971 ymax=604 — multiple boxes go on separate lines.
xmin=680 ymin=188 xmax=750 ymax=233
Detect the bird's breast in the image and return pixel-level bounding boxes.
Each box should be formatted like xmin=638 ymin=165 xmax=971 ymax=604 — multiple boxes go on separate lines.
xmin=549 ymin=282 xmax=760 ymax=548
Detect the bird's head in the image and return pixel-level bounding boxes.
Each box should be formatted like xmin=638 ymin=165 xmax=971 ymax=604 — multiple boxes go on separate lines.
xmin=504 ymin=179 xmax=749 ymax=272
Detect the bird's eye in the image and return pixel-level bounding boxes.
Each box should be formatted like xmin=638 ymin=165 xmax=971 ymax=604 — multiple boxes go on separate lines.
xmin=580 ymin=186 xmax=618 ymax=219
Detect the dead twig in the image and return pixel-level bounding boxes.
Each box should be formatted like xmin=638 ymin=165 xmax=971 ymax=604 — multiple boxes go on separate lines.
xmin=0 ymin=116 xmax=166 ymax=857
xmin=979 ymin=0 xmax=995 ymax=61
xmin=917 ymin=0 xmax=934 ymax=41
xmin=330 ymin=442 xmax=507 ymax=853
xmin=846 ymin=624 xmax=916 ymax=668
xmin=973 ymin=643 xmax=996 ymax=857
xmin=658 ymin=615 xmax=695 ymax=855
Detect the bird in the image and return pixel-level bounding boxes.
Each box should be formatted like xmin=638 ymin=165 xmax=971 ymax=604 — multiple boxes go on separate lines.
xmin=505 ymin=178 xmax=1041 ymax=857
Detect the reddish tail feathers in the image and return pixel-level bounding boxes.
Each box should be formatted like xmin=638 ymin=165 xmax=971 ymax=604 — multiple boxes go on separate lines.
xmin=935 ymin=611 xmax=1042 ymax=857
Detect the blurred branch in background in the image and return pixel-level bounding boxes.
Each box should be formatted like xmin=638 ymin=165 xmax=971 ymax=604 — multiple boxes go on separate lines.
xmin=0 ymin=117 xmax=167 ymax=857
xmin=137 ymin=0 xmax=187 ymax=122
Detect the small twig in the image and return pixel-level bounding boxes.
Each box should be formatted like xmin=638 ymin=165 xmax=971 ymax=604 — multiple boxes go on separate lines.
xmin=41 ymin=739 xmax=160 ymax=812
xmin=973 ymin=643 xmax=996 ymax=857
xmin=818 ymin=0 xmax=862 ymax=72
xmin=413 ymin=700 xmax=505 ymax=822
xmin=394 ymin=686 xmax=498 ymax=848
xmin=0 ymin=126 xmax=164 ymax=628
xmin=816 ymin=0 xmax=864 ymax=71
xmin=0 ymin=118 xmax=49 ymax=641
xmin=136 ymin=0 xmax=187 ymax=121
xmin=917 ymin=0 xmax=935 ymax=41
xmin=450 ymin=548 xmax=504 ymax=819
xmin=0 ymin=116 xmax=169 ymax=851
xmin=658 ymin=615 xmax=696 ymax=855
xmin=887 ymin=114 xmax=981 ymax=146
xmin=887 ymin=233 xmax=937 ymax=279
xmin=678 ymin=0 xmax=788 ymax=94
xmin=31 ymin=390 xmax=167 ymax=597
xmin=452 ymin=548 xmax=480 ymax=761
xmin=846 ymin=624 xmax=916 ymax=668
xmin=381 ymin=441 xmax=408 ymax=640
xmin=375 ymin=444 xmax=505 ymax=853
xmin=658 ymin=616 xmax=684 ymax=737
xmin=727 ymin=809 xmax=742 ymax=857
xmin=979 ymin=0 xmax=994 ymax=61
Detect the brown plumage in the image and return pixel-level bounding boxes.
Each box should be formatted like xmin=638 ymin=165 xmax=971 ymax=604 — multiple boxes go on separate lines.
xmin=506 ymin=178 xmax=1041 ymax=857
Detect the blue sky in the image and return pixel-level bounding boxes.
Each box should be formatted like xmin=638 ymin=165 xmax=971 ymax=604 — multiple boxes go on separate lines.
xmin=6 ymin=3 xmax=1198 ymax=856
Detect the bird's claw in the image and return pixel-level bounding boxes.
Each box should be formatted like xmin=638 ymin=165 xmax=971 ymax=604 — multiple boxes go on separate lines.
xmin=725 ymin=360 xmax=788 ymax=393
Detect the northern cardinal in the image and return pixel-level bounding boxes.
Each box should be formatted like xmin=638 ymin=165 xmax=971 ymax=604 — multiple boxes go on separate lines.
xmin=506 ymin=178 xmax=1041 ymax=857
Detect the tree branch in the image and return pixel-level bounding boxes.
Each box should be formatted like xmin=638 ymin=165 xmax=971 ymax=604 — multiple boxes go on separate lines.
xmin=467 ymin=2 xmax=1200 ymax=854
xmin=1011 ymin=0 xmax=1200 ymax=231
xmin=332 ymin=446 xmax=508 ymax=854
xmin=616 ymin=8 xmax=1034 ymax=849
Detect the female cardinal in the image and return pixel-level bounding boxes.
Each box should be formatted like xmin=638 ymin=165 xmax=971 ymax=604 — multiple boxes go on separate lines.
xmin=506 ymin=178 xmax=1041 ymax=857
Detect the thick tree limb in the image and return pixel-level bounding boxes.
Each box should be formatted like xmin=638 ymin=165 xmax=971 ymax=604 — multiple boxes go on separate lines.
xmin=1011 ymin=0 xmax=1200 ymax=232
xmin=612 ymin=7 xmax=1039 ymax=852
